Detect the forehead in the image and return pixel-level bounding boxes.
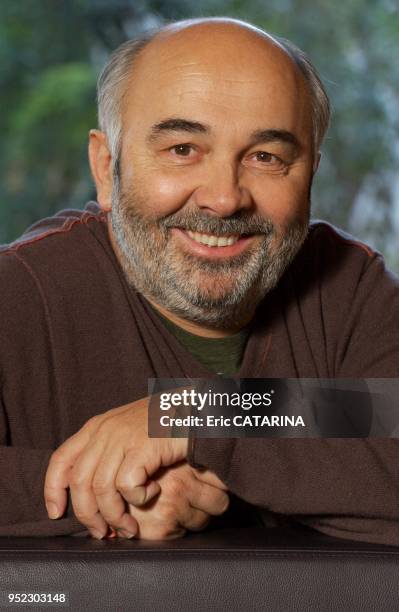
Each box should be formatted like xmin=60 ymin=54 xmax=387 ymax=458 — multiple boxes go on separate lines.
xmin=121 ymin=25 xmax=312 ymax=142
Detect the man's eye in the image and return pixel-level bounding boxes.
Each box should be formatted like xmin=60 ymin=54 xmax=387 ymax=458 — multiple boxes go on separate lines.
xmin=253 ymin=151 xmax=280 ymax=164
xmin=246 ymin=150 xmax=288 ymax=172
xmin=170 ymin=144 xmax=194 ymax=156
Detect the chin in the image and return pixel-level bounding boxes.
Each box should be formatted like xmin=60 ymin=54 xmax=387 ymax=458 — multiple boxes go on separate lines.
xmin=193 ymin=279 xmax=238 ymax=300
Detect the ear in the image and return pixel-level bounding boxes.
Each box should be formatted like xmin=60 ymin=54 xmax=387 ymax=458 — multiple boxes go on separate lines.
xmin=88 ymin=130 xmax=114 ymax=213
xmin=313 ymin=151 xmax=321 ymax=174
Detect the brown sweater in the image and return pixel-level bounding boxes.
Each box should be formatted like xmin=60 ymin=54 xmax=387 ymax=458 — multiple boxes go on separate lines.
xmin=1 ymin=202 xmax=399 ymax=544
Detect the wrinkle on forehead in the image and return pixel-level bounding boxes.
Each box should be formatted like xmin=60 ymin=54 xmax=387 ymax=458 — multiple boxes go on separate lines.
xmin=157 ymin=62 xmax=261 ymax=86
xmin=132 ymin=21 xmax=301 ymax=85
xmin=130 ymin=52 xmax=303 ymax=102
xmin=121 ymin=21 xmax=312 ymax=145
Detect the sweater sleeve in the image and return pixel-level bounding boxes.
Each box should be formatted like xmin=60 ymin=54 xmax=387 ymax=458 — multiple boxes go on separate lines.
xmin=188 ymin=252 xmax=399 ymax=546
xmin=188 ymin=436 xmax=399 ymax=545
xmin=0 ymin=394 xmax=83 ymax=536
xmin=0 ymin=250 xmax=84 ymax=536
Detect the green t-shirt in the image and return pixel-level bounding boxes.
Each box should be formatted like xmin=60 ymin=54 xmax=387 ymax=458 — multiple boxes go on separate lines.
xmin=155 ymin=310 xmax=250 ymax=376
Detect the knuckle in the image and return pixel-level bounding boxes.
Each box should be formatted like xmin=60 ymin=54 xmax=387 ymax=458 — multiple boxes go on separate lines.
xmin=92 ymin=478 xmax=111 ymax=496
xmin=69 ymin=471 xmax=88 ymax=488
xmin=49 ymin=448 xmax=64 ymax=464
xmin=82 ymin=415 xmax=101 ymax=430
xmin=115 ymin=478 xmax=131 ymax=496
xmin=102 ymin=509 xmax=123 ymax=525
xmin=97 ymin=416 xmax=116 ymax=435
xmin=44 ymin=476 xmax=59 ymax=492
xmin=165 ymin=477 xmax=185 ymax=498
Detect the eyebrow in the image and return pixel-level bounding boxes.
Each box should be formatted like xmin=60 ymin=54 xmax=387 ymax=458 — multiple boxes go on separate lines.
xmin=147 ymin=118 xmax=300 ymax=150
xmin=249 ymin=129 xmax=300 ymax=151
xmin=147 ymin=118 xmax=210 ymax=142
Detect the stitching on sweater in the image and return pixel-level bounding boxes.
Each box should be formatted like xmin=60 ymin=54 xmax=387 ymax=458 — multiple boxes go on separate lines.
xmin=310 ymin=222 xmax=374 ymax=258
xmin=4 ymin=212 xmax=107 ymax=253
xmin=280 ymin=286 xmax=301 ymax=379
xmin=252 ymin=333 xmax=272 ymax=377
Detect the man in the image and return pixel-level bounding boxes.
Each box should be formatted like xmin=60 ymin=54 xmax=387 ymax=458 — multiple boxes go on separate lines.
xmin=1 ymin=17 xmax=399 ymax=545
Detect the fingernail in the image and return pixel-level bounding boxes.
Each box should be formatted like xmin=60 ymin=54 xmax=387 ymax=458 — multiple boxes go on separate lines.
xmin=90 ymin=529 xmax=105 ymax=540
xmin=117 ymin=529 xmax=135 ymax=539
xmin=46 ymin=502 xmax=59 ymax=519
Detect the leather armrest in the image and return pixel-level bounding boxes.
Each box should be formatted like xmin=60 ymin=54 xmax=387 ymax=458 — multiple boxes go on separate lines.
xmin=1 ymin=525 xmax=399 ymax=611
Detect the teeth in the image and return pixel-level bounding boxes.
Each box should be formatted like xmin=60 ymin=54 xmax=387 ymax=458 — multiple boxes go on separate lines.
xmin=186 ymin=230 xmax=240 ymax=247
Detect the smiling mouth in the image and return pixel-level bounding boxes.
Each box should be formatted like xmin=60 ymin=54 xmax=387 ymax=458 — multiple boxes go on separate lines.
xmin=186 ymin=230 xmax=244 ymax=247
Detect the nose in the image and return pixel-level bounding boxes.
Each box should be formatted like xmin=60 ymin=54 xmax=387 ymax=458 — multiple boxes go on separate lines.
xmin=192 ymin=161 xmax=252 ymax=217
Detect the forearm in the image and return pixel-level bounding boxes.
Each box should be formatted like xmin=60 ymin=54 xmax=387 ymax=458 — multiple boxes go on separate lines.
xmin=189 ymin=437 xmax=399 ymax=520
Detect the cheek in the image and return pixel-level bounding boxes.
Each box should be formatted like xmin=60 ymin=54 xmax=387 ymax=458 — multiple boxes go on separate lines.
xmin=124 ymin=161 xmax=196 ymax=218
xmin=251 ymin=175 xmax=311 ymax=229
xmin=144 ymin=175 xmax=195 ymax=217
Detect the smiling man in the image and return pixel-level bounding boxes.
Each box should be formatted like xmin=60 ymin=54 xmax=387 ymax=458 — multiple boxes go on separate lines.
xmin=1 ymin=18 xmax=399 ymax=545
xmin=95 ymin=20 xmax=315 ymax=334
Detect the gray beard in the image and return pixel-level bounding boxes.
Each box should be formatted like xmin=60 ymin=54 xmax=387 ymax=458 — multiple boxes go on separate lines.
xmin=110 ymin=177 xmax=309 ymax=330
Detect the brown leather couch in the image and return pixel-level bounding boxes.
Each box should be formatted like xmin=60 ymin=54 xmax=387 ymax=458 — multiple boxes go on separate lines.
xmin=1 ymin=524 xmax=399 ymax=611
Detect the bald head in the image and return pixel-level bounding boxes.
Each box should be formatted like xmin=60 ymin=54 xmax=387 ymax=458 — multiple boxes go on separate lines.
xmin=150 ymin=16 xmax=290 ymax=56
xmin=97 ymin=17 xmax=330 ymax=164
xmin=130 ymin=18 xmax=304 ymax=108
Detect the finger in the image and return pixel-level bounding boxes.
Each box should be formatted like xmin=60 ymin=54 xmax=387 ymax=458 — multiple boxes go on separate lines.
xmin=44 ymin=429 xmax=93 ymax=518
xmin=116 ymin=450 xmax=162 ymax=507
xmin=70 ymin=487 xmax=108 ymax=540
xmin=137 ymin=523 xmax=187 ymax=541
xmin=188 ymin=481 xmax=230 ymax=516
xmin=117 ymin=436 xmax=189 ymax=507
xmin=182 ymin=508 xmax=211 ymax=532
xmin=154 ymin=491 xmax=210 ymax=532
xmin=68 ymin=437 xmax=110 ymax=538
xmin=118 ymin=476 xmax=161 ymax=507
xmin=192 ymin=468 xmax=228 ymax=490
xmin=93 ymin=448 xmax=138 ymax=538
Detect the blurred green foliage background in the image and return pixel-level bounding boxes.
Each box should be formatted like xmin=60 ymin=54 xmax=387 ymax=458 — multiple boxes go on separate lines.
xmin=1 ymin=0 xmax=398 ymax=270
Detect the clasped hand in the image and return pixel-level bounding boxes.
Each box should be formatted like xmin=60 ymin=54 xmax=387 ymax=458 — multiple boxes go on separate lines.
xmin=44 ymin=397 xmax=228 ymax=539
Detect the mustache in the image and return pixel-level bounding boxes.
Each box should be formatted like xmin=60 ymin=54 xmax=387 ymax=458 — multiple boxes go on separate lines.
xmin=159 ymin=210 xmax=274 ymax=236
